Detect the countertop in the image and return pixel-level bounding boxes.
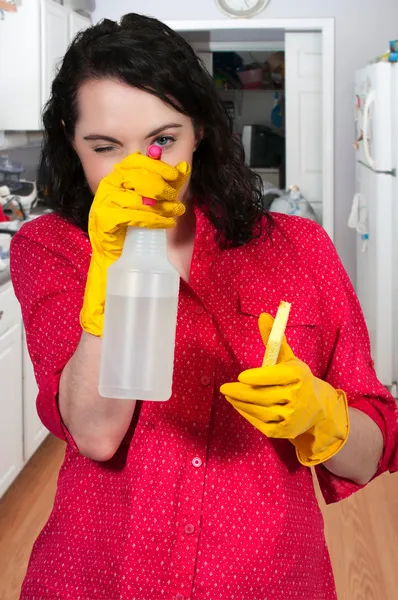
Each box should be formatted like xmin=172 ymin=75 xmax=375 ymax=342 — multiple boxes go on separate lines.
xmin=0 ymin=205 xmax=51 ymax=289
xmin=30 ymin=203 xmax=52 ymax=218
xmin=0 ymin=267 xmax=10 ymax=287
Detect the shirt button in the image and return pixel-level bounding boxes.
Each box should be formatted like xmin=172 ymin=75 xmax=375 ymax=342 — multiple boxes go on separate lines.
xmin=200 ymin=375 xmax=212 ymax=386
xmin=184 ymin=524 xmax=195 ymax=535
xmin=192 ymin=457 xmax=202 ymax=468
xmin=195 ymin=305 xmax=204 ymax=315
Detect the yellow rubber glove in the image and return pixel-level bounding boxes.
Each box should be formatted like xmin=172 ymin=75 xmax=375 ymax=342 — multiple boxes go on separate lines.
xmin=220 ymin=313 xmax=350 ymax=466
xmin=80 ymin=153 xmax=191 ymax=337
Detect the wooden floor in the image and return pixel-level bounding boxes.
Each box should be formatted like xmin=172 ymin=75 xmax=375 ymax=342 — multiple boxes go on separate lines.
xmin=0 ymin=437 xmax=66 ymax=600
xmin=1 ymin=436 xmax=397 ymax=600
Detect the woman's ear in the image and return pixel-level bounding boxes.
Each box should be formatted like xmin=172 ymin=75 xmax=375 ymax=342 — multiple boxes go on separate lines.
xmin=194 ymin=127 xmax=204 ymax=151
xmin=63 ymin=120 xmax=77 ymax=150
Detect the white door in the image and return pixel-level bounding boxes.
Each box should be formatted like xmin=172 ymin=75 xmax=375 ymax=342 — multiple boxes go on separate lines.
xmin=0 ymin=0 xmax=42 ymax=130
xmin=69 ymin=12 xmax=91 ymax=42
xmin=41 ymin=0 xmax=69 ymax=105
xmin=23 ymin=330 xmax=48 ymax=462
xmin=0 ymin=323 xmax=23 ymax=498
xmin=285 ymin=32 xmax=323 ymax=221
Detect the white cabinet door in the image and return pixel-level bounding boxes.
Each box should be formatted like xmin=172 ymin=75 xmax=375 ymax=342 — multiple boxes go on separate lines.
xmin=0 ymin=0 xmax=81 ymax=130
xmin=69 ymin=12 xmax=91 ymax=42
xmin=0 ymin=0 xmax=42 ymax=130
xmin=23 ymin=330 xmax=48 ymax=462
xmin=285 ymin=32 xmax=323 ymax=221
xmin=41 ymin=0 xmax=70 ymax=106
xmin=0 ymin=323 xmax=23 ymax=498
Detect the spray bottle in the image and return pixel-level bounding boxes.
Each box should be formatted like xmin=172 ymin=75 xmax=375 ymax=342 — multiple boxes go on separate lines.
xmin=98 ymin=146 xmax=180 ymax=401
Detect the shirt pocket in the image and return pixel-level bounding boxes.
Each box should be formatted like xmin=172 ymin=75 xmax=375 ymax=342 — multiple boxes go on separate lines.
xmin=238 ymin=291 xmax=323 ymax=375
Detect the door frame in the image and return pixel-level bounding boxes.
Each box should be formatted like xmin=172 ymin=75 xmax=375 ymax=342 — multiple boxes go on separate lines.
xmin=167 ymin=18 xmax=335 ymax=240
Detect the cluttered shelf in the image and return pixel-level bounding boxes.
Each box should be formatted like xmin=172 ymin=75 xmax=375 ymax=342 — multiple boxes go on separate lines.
xmin=213 ymin=50 xmax=284 ymax=92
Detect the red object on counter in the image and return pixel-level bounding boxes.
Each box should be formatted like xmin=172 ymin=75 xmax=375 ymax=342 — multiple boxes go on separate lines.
xmin=0 ymin=204 xmax=10 ymax=222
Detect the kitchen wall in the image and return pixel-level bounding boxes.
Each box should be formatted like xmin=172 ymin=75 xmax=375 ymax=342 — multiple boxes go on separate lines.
xmin=93 ymin=0 xmax=398 ymax=282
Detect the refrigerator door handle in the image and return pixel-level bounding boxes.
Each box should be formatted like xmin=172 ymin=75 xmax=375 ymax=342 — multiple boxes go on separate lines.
xmin=363 ymin=89 xmax=377 ymax=170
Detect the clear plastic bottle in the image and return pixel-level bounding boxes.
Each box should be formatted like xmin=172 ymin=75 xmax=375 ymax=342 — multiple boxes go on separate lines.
xmin=98 ymin=227 xmax=180 ymax=401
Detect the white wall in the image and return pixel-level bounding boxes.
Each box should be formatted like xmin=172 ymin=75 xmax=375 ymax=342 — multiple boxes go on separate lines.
xmin=93 ymin=0 xmax=398 ymax=281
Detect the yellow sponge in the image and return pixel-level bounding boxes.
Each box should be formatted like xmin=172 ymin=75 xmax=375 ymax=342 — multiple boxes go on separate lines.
xmin=262 ymin=301 xmax=292 ymax=366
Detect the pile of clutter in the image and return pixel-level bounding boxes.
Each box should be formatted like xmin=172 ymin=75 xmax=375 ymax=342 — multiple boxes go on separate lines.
xmin=377 ymin=39 xmax=398 ymax=63
xmin=0 ymin=157 xmax=38 ymax=229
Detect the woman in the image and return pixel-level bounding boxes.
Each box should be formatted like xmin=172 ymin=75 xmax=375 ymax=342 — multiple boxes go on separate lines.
xmin=11 ymin=13 xmax=397 ymax=600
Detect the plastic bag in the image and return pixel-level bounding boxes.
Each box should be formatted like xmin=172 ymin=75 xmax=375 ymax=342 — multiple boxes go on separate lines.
xmin=263 ymin=185 xmax=319 ymax=223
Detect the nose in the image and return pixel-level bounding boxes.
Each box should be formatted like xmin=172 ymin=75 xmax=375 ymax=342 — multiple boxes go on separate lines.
xmin=126 ymin=143 xmax=160 ymax=158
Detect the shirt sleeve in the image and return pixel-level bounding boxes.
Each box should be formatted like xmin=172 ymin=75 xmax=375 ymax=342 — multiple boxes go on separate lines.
xmin=301 ymin=222 xmax=398 ymax=504
xmin=10 ymin=227 xmax=87 ymax=449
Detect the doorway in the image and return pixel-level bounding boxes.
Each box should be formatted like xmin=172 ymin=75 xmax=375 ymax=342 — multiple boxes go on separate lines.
xmin=167 ymin=19 xmax=335 ymax=239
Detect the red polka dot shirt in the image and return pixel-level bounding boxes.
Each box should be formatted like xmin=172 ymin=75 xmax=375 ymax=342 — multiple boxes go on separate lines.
xmin=10 ymin=207 xmax=398 ymax=600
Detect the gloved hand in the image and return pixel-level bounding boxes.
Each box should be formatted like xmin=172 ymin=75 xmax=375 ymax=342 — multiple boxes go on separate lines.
xmin=220 ymin=313 xmax=350 ymax=466
xmin=80 ymin=153 xmax=191 ymax=337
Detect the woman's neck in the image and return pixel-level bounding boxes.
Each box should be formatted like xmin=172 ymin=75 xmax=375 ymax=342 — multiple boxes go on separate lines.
xmin=166 ymin=202 xmax=196 ymax=283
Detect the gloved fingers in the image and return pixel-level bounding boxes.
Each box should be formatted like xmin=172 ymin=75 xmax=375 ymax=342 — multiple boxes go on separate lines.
xmin=174 ymin=161 xmax=191 ymax=187
xmin=94 ymin=186 xmax=183 ymax=215
xmin=92 ymin=194 xmax=185 ymax=230
xmin=258 ymin=313 xmax=274 ymax=347
xmin=220 ymin=381 xmax=290 ymax=407
xmin=91 ymin=204 xmax=136 ymax=233
xmin=277 ymin=337 xmax=296 ymax=363
xmin=237 ymin=364 xmax=301 ymax=387
xmin=92 ymin=186 xmax=143 ymax=212
xmin=225 ymin=396 xmax=286 ymax=425
xmin=116 ymin=153 xmax=183 ymax=182
xmin=91 ymin=205 xmax=179 ymax=237
xmin=117 ymin=169 xmax=178 ymax=202
xmin=229 ymin=401 xmax=306 ymax=440
xmin=154 ymin=199 xmax=186 ymax=218
xmin=129 ymin=210 xmax=178 ymax=229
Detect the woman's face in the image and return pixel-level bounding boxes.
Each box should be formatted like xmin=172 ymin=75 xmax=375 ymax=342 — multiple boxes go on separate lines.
xmin=73 ymin=78 xmax=198 ymax=196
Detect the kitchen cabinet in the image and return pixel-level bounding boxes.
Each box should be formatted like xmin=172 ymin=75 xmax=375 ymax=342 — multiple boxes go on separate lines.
xmin=0 ymin=284 xmax=23 ymax=498
xmin=41 ymin=1 xmax=70 ymax=108
xmin=0 ymin=0 xmax=91 ymax=131
xmin=0 ymin=280 xmax=48 ymax=498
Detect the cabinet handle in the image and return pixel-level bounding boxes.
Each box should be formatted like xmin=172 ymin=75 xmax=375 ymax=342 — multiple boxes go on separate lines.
xmin=0 ymin=310 xmax=3 ymax=320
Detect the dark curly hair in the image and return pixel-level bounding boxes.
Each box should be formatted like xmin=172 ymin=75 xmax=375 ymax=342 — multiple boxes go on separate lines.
xmin=39 ymin=13 xmax=273 ymax=247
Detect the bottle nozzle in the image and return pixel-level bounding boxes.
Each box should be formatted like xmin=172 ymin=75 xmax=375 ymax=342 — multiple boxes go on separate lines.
xmin=142 ymin=145 xmax=162 ymax=206
xmin=147 ymin=145 xmax=162 ymax=160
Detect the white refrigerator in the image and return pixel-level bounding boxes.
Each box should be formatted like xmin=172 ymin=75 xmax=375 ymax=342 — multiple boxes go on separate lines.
xmin=354 ymin=62 xmax=397 ymax=394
